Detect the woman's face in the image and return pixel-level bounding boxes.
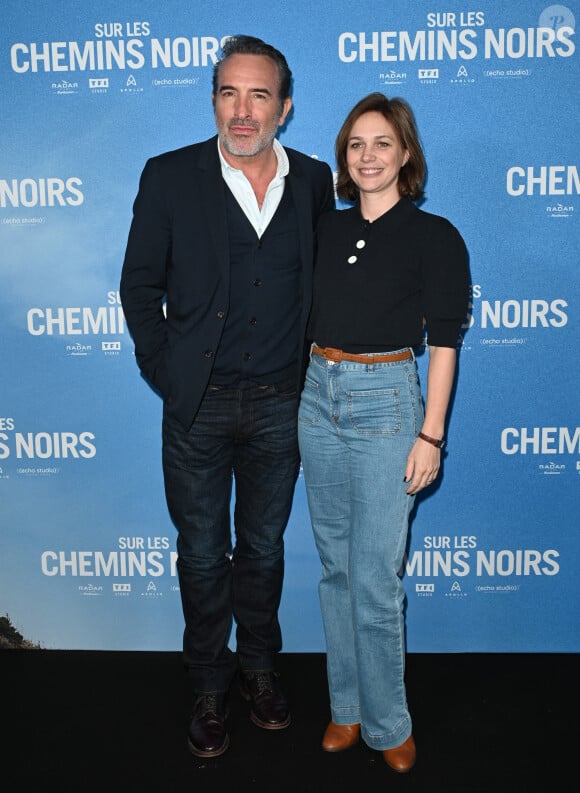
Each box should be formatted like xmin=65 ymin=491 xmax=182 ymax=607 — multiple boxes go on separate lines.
xmin=346 ymin=111 xmax=409 ymax=200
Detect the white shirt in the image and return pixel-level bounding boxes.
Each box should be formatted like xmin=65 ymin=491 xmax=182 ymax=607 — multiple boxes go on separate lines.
xmin=217 ymin=137 xmax=289 ymax=239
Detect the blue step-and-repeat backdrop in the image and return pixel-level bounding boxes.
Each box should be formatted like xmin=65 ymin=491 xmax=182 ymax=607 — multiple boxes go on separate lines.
xmin=1 ymin=0 xmax=578 ymax=652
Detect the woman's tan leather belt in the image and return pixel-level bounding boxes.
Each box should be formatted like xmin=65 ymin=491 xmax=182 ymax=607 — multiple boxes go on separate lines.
xmin=312 ymin=345 xmax=412 ymax=364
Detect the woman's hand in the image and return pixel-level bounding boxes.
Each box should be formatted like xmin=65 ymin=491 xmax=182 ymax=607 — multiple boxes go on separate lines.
xmin=404 ymin=437 xmax=441 ymax=495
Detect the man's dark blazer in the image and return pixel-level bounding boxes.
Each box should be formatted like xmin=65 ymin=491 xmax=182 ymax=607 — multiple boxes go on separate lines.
xmin=120 ymin=135 xmax=335 ymax=430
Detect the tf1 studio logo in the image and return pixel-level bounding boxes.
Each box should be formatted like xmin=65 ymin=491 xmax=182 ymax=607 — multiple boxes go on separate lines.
xmin=102 ymin=341 xmax=121 ymax=352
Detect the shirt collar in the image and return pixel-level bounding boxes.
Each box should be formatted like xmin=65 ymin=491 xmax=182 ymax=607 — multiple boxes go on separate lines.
xmin=217 ymin=137 xmax=289 ymax=178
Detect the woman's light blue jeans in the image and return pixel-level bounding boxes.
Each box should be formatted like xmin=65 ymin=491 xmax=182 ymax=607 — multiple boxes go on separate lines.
xmin=298 ymin=347 xmax=423 ymax=751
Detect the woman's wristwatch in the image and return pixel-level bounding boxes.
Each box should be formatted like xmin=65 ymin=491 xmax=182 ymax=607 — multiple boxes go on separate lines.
xmin=418 ymin=431 xmax=446 ymax=449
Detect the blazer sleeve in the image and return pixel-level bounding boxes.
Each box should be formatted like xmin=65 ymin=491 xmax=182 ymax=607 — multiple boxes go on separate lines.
xmin=314 ymin=159 xmax=336 ymax=218
xmin=119 ymin=157 xmax=171 ymax=398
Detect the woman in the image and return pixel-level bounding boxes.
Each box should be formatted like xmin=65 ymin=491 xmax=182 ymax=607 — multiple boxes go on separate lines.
xmin=298 ymin=93 xmax=470 ymax=772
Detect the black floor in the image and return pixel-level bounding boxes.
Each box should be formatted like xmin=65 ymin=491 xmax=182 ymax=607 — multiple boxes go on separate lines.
xmin=3 ymin=649 xmax=576 ymax=792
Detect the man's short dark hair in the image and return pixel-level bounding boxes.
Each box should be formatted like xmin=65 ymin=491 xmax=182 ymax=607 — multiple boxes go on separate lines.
xmin=212 ymin=34 xmax=293 ymax=109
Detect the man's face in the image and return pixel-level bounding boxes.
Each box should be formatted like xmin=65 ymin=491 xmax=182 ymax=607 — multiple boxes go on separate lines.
xmin=213 ymin=53 xmax=292 ymax=161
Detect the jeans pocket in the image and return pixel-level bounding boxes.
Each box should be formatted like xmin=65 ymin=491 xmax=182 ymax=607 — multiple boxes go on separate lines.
xmin=298 ymin=377 xmax=321 ymax=425
xmin=272 ymin=378 xmax=298 ymax=397
xmin=347 ymin=388 xmax=402 ymax=435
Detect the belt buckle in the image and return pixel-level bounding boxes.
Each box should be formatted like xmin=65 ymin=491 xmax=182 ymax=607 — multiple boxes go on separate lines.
xmin=326 ymin=347 xmax=342 ymax=363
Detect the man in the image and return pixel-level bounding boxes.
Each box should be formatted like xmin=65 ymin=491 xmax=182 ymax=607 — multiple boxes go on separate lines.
xmin=120 ymin=34 xmax=335 ymax=758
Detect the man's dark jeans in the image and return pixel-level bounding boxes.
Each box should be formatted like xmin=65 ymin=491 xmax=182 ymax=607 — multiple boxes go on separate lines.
xmin=162 ymin=377 xmax=300 ymax=693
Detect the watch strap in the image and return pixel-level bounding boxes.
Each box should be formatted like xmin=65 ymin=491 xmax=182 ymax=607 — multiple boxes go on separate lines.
xmin=418 ymin=431 xmax=446 ymax=449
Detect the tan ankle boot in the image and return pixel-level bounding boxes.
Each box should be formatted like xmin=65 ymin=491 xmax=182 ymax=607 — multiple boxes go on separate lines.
xmin=322 ymin=721 xmax=360 ymax=752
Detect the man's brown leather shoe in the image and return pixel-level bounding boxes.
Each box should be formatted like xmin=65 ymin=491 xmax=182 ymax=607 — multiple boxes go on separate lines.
xmin=382 ymin=733 xmax=416 ymax=772
xmin=240 ymin=670 xmax=291 ymax=729
xmin=187 ymin=692 xmax=229 ymax=758
xmin=322 ymin=721 xmax=360 ymax=752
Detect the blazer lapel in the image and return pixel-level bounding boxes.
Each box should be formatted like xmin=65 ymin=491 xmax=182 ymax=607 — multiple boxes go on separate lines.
xmin=197 ymin=137 xmax=230 ymax=271
xmin=286 ymin=161 xmax=313 ymax=270
xmin=286 ymin=158 xmax=315 ymax=329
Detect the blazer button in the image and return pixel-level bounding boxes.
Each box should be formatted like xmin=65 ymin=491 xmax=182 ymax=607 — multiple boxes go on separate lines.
xmin=253 ymin=278 xmax=262 ymax=287
xmin=203 ymin=350 xmax=214 ymax=358
xmin=217 ymin=311 xmax=225 ymax=319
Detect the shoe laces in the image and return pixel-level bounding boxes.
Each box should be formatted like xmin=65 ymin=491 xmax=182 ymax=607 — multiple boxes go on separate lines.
xmin=246 ymin=671 xmax=274 ymax=696
xmin=197 ymin=693 xmax=219 ymax=716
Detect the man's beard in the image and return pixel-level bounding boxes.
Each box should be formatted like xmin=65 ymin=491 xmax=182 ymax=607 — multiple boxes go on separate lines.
xmin=217 ymin=116 xmax=280 ymax=158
